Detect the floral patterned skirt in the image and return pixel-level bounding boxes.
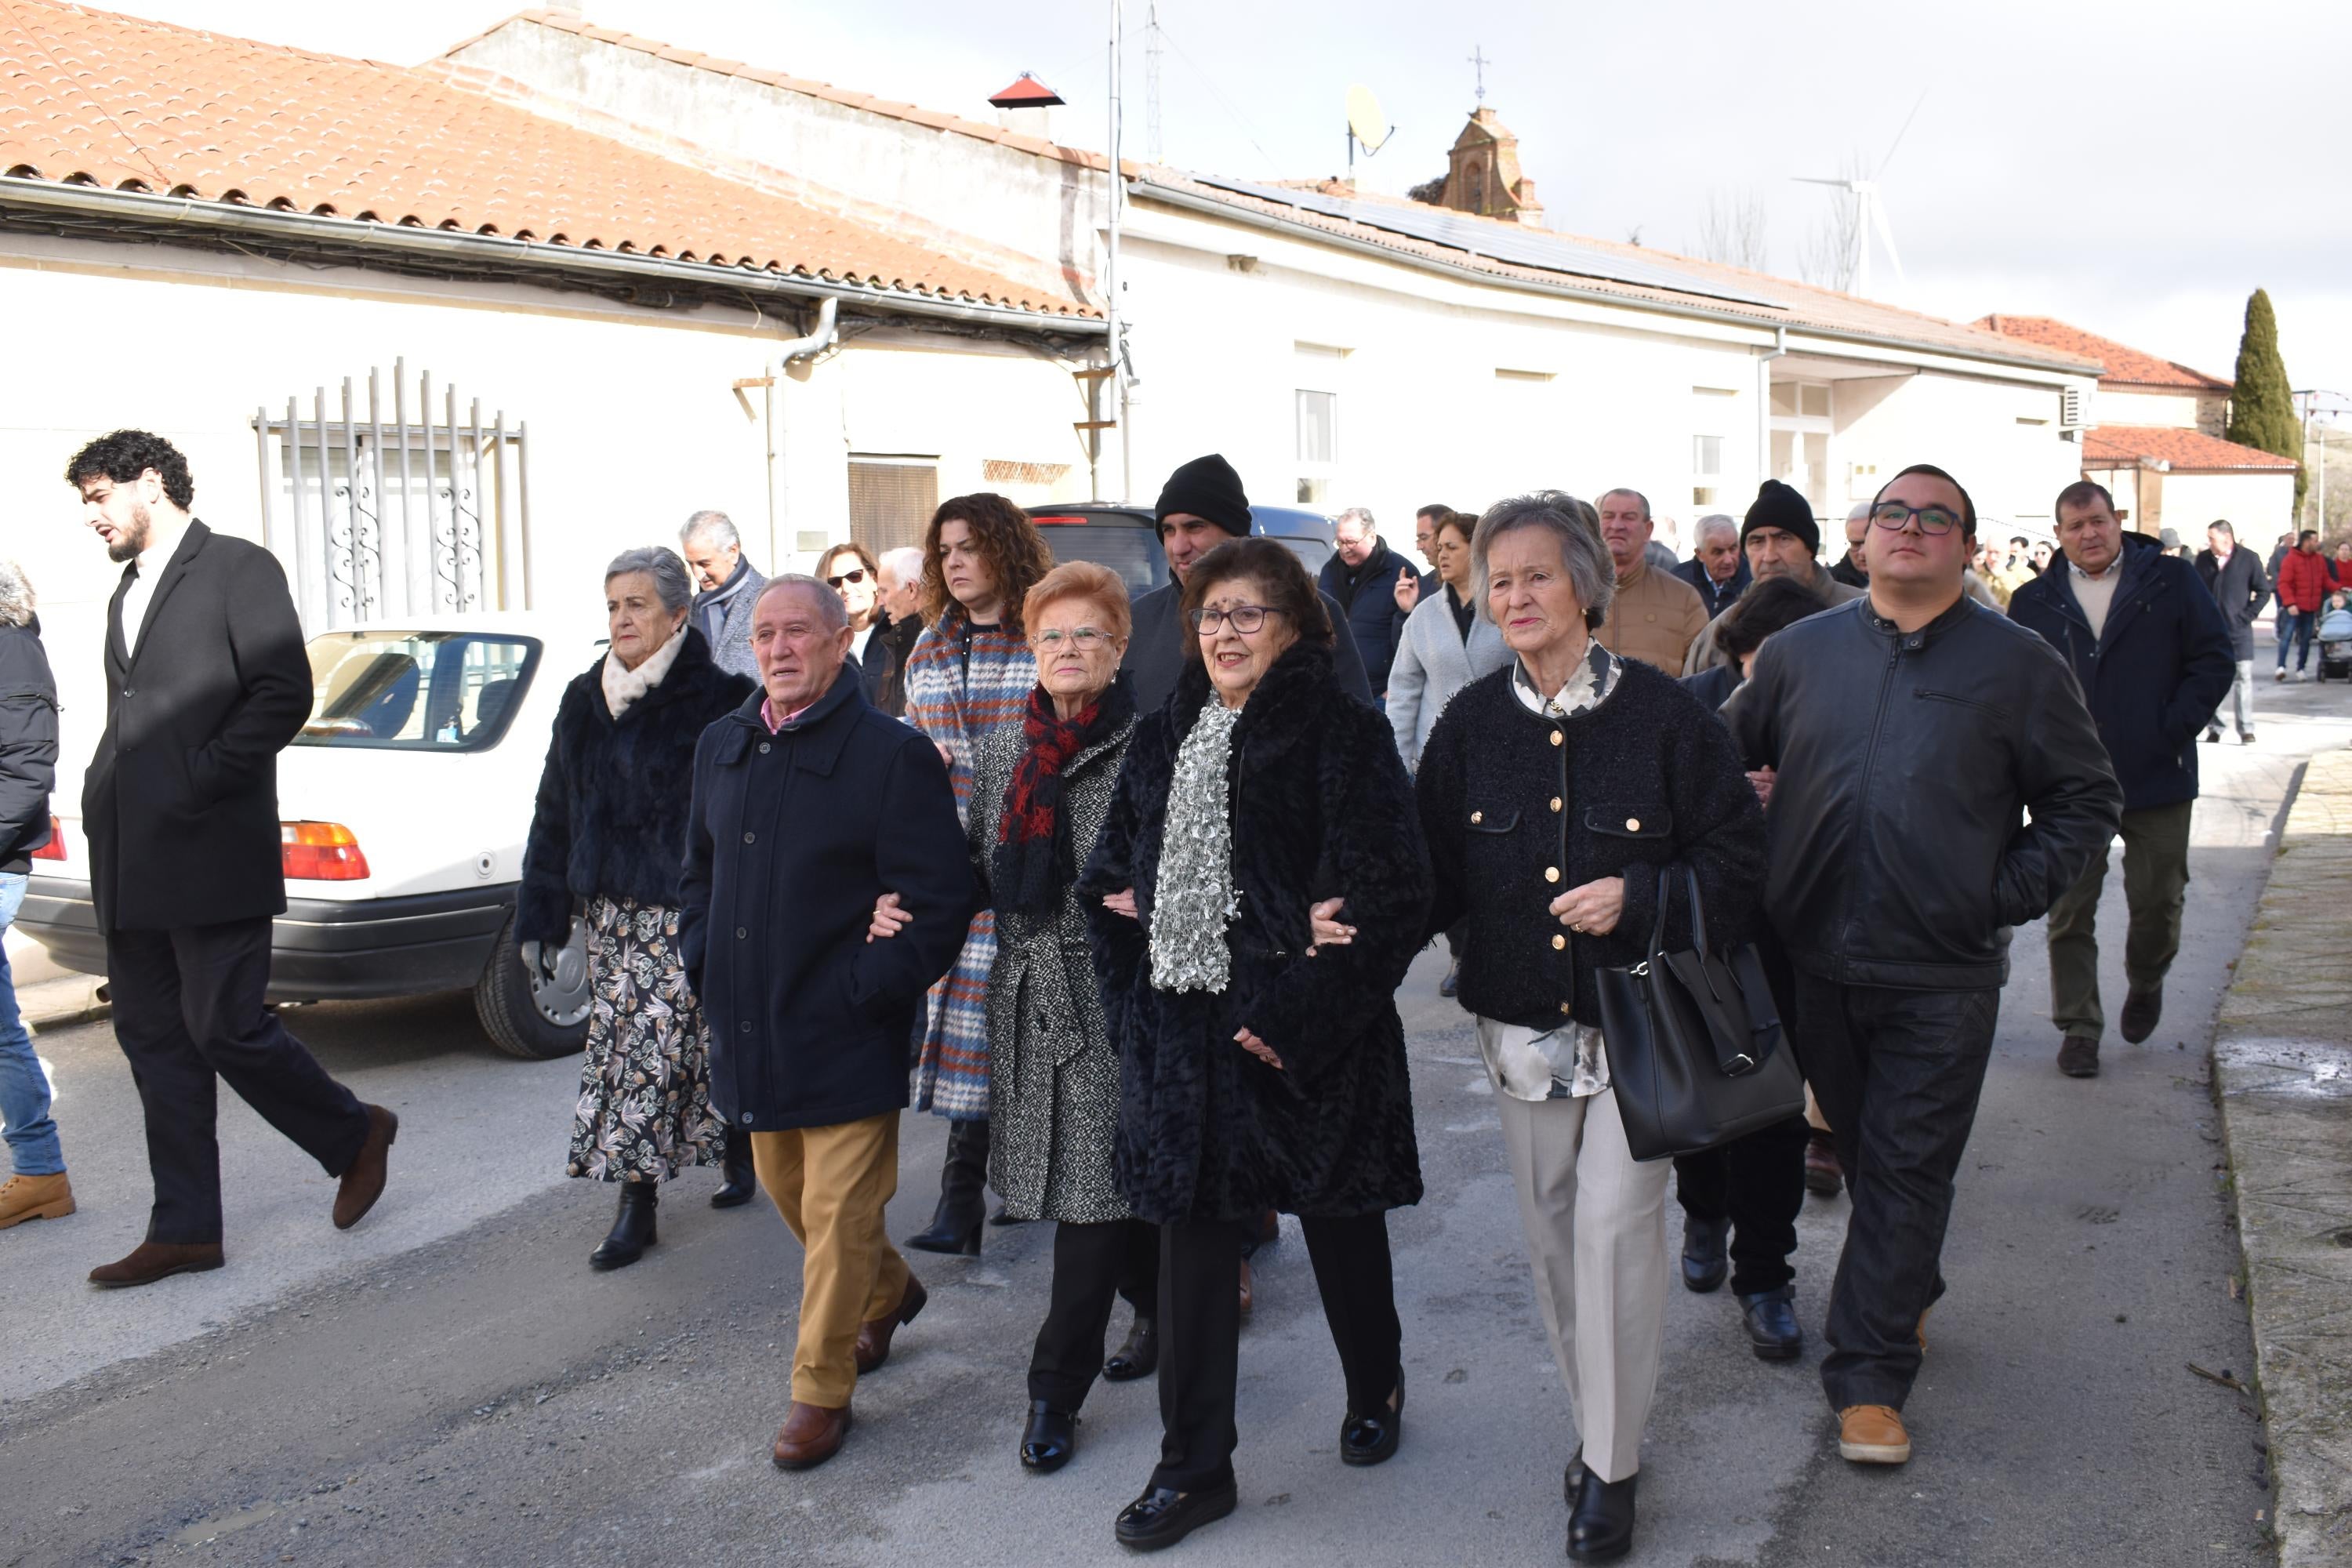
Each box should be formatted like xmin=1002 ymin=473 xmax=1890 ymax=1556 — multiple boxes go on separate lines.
xmin=565 ymin=896 xmax=724 ymax=1182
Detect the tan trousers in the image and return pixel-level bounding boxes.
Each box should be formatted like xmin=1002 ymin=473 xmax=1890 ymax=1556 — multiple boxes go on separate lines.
xmin=1493 ymin=1070 xmax=1671 ymax=1485
xmin=750 ymin=1111 xmax=910 ymax=1410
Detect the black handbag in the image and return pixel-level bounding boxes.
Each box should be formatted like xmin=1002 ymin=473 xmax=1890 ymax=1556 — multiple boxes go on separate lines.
xmin=1595 ymin=863 xmax=1805 ymax=1161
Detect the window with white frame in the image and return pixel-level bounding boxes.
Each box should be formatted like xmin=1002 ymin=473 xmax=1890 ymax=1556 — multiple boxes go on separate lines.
xmin=1693 ymin=433 xmax=1724 ymax=509
xmin=1295 ymin=388 xmax=1337 ymax=506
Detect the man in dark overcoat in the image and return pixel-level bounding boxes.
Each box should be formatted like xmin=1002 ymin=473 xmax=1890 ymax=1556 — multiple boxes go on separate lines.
xmin=67 ymin=430 xmax=397 ymax=1289
xmin=681 ymin=575 xmax=976 ymax=1471
xmin=2194 ymin=520 xmax=2270 ymax=742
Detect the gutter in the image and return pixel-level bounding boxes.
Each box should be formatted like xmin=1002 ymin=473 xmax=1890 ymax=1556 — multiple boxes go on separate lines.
xmin=0 ymin=177 xmax=1106 ymax=338
xmin=1758 ymin=325 xmax=1787 ymax=486
xmin=1134 ymin=180 xmax=2096 ymax=379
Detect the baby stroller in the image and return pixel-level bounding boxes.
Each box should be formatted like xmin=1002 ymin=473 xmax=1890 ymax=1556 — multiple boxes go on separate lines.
xmin=2317 ymin=597 xmax=2352 ymax=683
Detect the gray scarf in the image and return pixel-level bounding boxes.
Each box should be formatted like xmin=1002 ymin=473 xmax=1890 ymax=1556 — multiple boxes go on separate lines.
xmin=1149 ymin=699 xmax=1244 ymax=993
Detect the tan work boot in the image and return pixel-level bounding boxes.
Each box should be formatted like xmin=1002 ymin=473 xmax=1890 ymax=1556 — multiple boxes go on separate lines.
xmin=1838 ymin=1404 xmax=1912 ymax=1465
xmin=0 ymin=1171 xmax=74 ymax=1229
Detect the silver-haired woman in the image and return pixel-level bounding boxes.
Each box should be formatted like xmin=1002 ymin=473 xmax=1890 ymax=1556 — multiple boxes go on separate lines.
xmin=519 ymin=546 xmax=758 ymax=1269
xmin=1414 ymin=495 xmax=1765 ymax=1563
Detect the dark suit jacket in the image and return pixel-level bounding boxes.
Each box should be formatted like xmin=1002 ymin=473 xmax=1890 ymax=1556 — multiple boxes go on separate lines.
xmin=2195 ymin=546 xmax=2270 ymax=660
xmin=85 ymin=520 xmax=312 ymax=931
xmin=1674 ymin=556 xmax=1751 ymax=619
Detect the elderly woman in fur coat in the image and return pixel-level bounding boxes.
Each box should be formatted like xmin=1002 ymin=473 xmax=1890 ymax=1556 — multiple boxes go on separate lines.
xmin=519 ymin=546 xmax=756 ymax=1271
xmin=1080 ymin=536 xmax=1431 ymax=1554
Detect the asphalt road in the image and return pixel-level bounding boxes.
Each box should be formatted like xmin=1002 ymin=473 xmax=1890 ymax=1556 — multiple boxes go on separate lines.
xmin=4 ymin=668 xmax=2347 ymax=1568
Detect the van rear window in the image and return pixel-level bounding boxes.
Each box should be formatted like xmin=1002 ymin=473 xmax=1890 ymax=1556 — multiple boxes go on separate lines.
xmin=296 ymin=632 xmax=539 ymax=752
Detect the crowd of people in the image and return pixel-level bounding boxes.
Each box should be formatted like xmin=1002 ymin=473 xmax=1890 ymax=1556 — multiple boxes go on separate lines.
xmin=0 ymin=425 xmax=2339 ymax=1561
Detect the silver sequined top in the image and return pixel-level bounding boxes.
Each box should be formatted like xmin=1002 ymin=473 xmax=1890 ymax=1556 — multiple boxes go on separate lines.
xmin=1150 ymin=699 xmax=1245 ymax=993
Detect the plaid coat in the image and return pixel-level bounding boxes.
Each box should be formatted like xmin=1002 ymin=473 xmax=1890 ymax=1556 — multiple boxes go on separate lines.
xmin=902 ymin=608 xmax=1037 ymax=1118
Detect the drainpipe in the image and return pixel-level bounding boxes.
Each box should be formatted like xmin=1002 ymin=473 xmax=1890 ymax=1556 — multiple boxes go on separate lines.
xmin=770 ymin=299 xmax=840 ymax=572
xmin=1757 ymin=325 xmax=1787 ymax=496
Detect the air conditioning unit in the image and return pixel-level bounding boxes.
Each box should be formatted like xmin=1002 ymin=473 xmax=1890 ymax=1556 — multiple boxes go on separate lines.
xmin=2059 ymin=386 xmax=2090 ymax=430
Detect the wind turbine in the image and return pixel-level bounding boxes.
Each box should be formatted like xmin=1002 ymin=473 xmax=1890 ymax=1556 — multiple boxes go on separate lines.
xmin=1794 ymin=91 xmax=1926 ymax=298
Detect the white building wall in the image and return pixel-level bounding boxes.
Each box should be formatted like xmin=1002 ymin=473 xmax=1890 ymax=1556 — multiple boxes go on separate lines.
xmin=1829 ymin=370 xmax=2088 ymax=530
xmin=2163 ymin=472 xmax=2297 ymax=541
xmin=2100 ymin=387 xmax=2207 ymax=430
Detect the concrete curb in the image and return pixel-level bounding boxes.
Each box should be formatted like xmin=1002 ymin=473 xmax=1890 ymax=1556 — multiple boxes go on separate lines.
xmin=2216 ymin=746 xmax=2352 ymax=1566
xmin=21 ymin=972 xmax=107 ymax=1031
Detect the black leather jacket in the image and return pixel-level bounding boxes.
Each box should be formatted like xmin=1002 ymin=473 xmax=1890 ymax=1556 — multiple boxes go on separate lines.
xmin=1722 ymin=594 xmax=2121 ymax=990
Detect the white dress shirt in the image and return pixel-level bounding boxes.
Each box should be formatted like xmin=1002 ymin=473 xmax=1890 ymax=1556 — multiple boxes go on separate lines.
xmin=116 ymin=525 xmax=184 ymax=656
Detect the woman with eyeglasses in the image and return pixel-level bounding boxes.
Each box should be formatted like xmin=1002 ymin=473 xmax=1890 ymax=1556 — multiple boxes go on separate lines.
xmin=1080 ymin=537 xmax=1431 ymax=1552
xmin=873 ymin=561 xmax=1156 ymax=1473
xmin=901 ymin=494 xmax=1055 ymax=1255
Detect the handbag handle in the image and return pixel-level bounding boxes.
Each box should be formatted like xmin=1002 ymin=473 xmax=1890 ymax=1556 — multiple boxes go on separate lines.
xmin=1645 ymin=862 xmax=1715 ymax=960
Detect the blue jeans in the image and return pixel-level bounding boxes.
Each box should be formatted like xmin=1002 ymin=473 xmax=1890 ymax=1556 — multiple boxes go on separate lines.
xmin=0 ymin=872 xmax=63 ymax=1176
xmin=2278 ymin=609 xmax=2314 ymax=671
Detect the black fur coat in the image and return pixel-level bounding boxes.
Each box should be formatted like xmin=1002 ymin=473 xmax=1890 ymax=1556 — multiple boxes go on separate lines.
xmin=1080 ymin=641 xmax=1431 ymax=1225
xmin=517 ymin=626 xmax=756 ymax=946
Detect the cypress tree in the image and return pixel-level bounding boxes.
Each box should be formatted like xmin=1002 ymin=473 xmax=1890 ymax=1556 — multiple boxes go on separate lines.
xmin=2227 ymin=288 xmax=2307 ymax=511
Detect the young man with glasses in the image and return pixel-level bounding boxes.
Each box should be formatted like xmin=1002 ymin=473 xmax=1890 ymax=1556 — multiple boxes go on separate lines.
xmin=1723 ymin=464 xmax=2120 ymax=1469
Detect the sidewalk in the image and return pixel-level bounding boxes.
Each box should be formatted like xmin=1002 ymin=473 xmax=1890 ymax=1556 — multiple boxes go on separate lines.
xmin=2216 ymin=745 xmax=2352 ymax=1566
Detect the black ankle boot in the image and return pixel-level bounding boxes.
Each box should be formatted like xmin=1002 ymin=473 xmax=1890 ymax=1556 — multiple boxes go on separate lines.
xmin=906 ymin=1118 xmax=988 ymax=1255
xmin=590 ymin=1182 xmax=657 ymax=1271
xmin=1103 ymin=1313 xmax=1159 ymax=1381
xmin=1020 ymin=1399 xmax=1078 ymax=1472
xmin=1567 ymin=1468 xmax=1638 ymax=1562
xmin=710 ymin=1130 xmax=757 ymax=1210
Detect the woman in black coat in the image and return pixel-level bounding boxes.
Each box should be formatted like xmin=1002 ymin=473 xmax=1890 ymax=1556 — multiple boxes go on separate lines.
xmin=1081 ymin=537 xmax=1431 ymax=1553
xmin=1416 ymin=493 xmax=1765 ymax=1563
xmin=519 ymin=547 xmax=756 ymax=1270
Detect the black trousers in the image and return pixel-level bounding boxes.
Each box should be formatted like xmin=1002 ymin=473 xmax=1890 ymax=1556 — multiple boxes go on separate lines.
xmin=1671 ymin=1112 xmax=1810 ymax=1296
xmin=106 ymin=917 xmax=370 ymax=1246
xmin=1153 ymin=1210 xmax=1401 ymax=1492
xmin=1794 ymin=975 xmax=2000 ymax=1413
xmin=1030 ymin=1218 xmax=1160 ymax=1409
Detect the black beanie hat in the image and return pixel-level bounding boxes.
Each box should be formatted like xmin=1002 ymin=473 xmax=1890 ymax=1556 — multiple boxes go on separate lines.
xmin=1154 ymin=453 xmax=1251 ymax=536
xmin=1742 ymin=479 xmax=1820 ymax=555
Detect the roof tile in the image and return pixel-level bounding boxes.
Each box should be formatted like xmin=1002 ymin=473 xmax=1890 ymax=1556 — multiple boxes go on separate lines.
xmin=1975 ymin=314 xmax=2231 ymax=390
xmin=2082 ymin=424 xmax=2296 ymax=471
xmin=0 ymin=0 xmax=1092 ymax=319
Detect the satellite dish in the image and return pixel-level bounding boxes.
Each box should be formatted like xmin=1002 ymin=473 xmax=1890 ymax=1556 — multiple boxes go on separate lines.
xmin=1346 ymin=85 xmax=1392 ymax=154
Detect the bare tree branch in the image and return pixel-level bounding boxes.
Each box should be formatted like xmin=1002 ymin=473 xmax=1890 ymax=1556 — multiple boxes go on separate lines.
xmin=1796 ymin=152 xmax=1867 ymax=292
xmin=1693 ymin=188 xmax=1769 ymax=272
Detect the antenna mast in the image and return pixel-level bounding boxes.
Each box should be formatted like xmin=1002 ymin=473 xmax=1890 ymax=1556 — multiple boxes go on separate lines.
xmin=1145 ymin=2 xmax=1163 ymax=163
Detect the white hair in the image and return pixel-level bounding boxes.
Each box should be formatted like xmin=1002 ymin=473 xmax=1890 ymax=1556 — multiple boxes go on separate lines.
xmin=757 ymin=573 xmax=848 ymax=632
xmin=0 ymin=561 xmax=33 ymax=628
xmin=1695 ymin=514 xmax=1739 ymax=544
xmin=1846 ymin=501 xmax=1875 ymax=524
xmin=878 ymin=546 xmax=923 ymax=582
xmin=1334 ymin=506 xmax=1376 ymax=535
xmin=680 ymin=510 xmax=739 ymax=550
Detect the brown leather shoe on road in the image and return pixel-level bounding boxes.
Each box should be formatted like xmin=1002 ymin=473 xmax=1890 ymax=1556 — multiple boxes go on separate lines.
xmin=1838 ymin=1404 xmax=1912 ymax=1465
xmin=771 ymin=1402 xmax=851 ymax=1469
xmin=2118 ymin=986 xmax=2164 ymax=1044
xmin=333 ymin=1105 xmax=399 ymax=1230
xmin=854 ymin=1273 xmax=927 ymax=1374
xmin=2057 ymin=1035 xmax=2100 ymax=1078
xmin=89 ymin=1240 xmax=224 ymax=1289
xmin=0 ymin=1171 xmax=75 ymax=1229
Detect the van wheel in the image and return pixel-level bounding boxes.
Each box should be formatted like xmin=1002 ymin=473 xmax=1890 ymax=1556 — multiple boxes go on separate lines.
xmin=475 ymin=909 xmax=593 ymax=1060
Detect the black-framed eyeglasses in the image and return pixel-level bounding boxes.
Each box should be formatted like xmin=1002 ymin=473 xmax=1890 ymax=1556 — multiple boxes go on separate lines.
xmin=1187 ymin=604 xmax=1285 ymax=635
xmin=826 ymin=568 xmax=867 ymax=587
xmin=1869 ymin=502 xmax=1964 ymax=536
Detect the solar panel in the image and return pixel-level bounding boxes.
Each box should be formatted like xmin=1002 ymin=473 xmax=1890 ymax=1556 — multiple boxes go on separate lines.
xmin=1185 ymin=174 xmax=1789 ymax=311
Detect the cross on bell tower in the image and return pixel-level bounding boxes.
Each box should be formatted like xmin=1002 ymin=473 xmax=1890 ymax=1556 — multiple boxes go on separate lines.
xmin=1468 ymin=44 xmax=1489 ymax=103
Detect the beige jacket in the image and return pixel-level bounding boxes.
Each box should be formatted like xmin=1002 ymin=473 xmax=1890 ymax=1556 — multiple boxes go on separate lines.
xmin=1594 ymin=560 xmax=1711 ymax=677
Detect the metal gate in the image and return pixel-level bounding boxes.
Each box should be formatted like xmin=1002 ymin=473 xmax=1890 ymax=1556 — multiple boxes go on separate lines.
xmin=253 ymin=358 xmax=532 ymax=630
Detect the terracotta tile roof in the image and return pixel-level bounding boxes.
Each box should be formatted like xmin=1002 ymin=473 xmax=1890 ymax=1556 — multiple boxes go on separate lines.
xmin=440 ymin=9 xmax=1118 ymax=176
xmin=1974 ymin=315 xmax=2231 ymax=390
xmin=2082 ymin=425 xmax=2297 ymax=471
xmin=0 ymin=0 xmax=1094 ymax=319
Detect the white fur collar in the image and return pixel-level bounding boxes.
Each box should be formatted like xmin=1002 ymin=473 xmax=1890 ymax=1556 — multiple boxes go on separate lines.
xmin=601 ymin=622 xmax=687 ymax=719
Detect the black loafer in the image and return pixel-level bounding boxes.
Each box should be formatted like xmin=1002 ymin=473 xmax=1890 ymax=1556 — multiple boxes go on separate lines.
xmin=1114 ymin=1481 xmax=1238 ymax=1552
xmin=1340 ymin=1367 xmax=1403 ymax=1466
xmin=1563 ymin=1446 xmax=1586 ymax=1504
xmin=1020 ymin=1399 xmax=1077 ymax=1473
xmin=1104 ymin=1314 xmax=1160 ymax=1381
xmin=1567 ymin=1468 xmax=1638 ymax=1563
xmin=1680 ymin=1215 xmax=1729 ymax=1294
xmin=1738 ymin=1285 xmax=1803 ymax=1361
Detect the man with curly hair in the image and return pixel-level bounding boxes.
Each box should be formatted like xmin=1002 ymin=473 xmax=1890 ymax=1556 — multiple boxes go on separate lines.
xmin=66 ymin=429 xmax=398 ymax=1288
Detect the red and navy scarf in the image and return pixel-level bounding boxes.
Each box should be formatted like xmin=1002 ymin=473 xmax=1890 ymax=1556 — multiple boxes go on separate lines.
xmin=993 ymin=674 xmax=1136 ymax=920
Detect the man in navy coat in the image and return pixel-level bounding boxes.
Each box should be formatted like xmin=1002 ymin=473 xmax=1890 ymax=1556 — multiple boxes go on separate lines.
xmin=681 ymin=575 xmax=977 ymax=1471
xmin=2008 ymin=481 xmax=2234 ymax=1079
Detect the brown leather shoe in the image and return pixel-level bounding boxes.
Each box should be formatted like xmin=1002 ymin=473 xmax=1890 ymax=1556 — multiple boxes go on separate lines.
xmin=0 ymin=1171 xmax=75 ymax=1229
xmin=854 ymin=1272 xmax=927 ymax=1374
xmin=1238 ymin=1256 xmax=1254 ymax=1319
xmin=89 ymin=1239 xmax=224 ymax=1289
xmin=1802 ymin=1133 xmax=1843 ymax=1196
xmin=771 ymin=1401 xmax=851 ymax=1469
xmin=2118 ymin=986 xmax=2163 ymax=1044
xmin=1838 ymin=1404 xmax=1911 ymax=1464
xmin=2057 ymin=1035 xmax=2100 ymax=1078
xmin=333 ymin=1105 xmax=399 ymax=1230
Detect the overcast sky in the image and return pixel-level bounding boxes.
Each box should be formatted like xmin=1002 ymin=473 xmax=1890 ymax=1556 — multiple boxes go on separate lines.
xmin=172 ymin=0 xmax=2352 ymax=422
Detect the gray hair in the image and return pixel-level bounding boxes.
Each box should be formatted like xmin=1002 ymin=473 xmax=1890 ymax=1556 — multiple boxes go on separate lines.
xmin=604 ymin=546 xmax=695 ymax=614
xmin=1694 ymin=513 xmax=1739 ymax=544
xmin=1334 ymin=506 xmax=1376 ymax=536
xmin=1598 ymin=487 xmax=1651 ymax=521
xmin=680 ymin=510 xmax=739 ymax=550
xmin=1470 ymin=492 xmax=1615 ymax=631
xmin=878 ymin=546 xmax=924 ymax=583
xmin=756 ymin=573 xmax=849 ymax=633
xmin=1846 ymin=501 xmax=1875 ymax=524
xmin=0 ymin=561 xmax=33 ymax=628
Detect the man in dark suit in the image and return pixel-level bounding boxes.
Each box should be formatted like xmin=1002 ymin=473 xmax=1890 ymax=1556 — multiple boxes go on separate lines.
xmin=66 ymin=430 xmax=397 ymax=1289
xmin=1673 ymin=513 xmax=1751 ymax=618
xmin=2196 ymin=520 xmax=2270 ymax=743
